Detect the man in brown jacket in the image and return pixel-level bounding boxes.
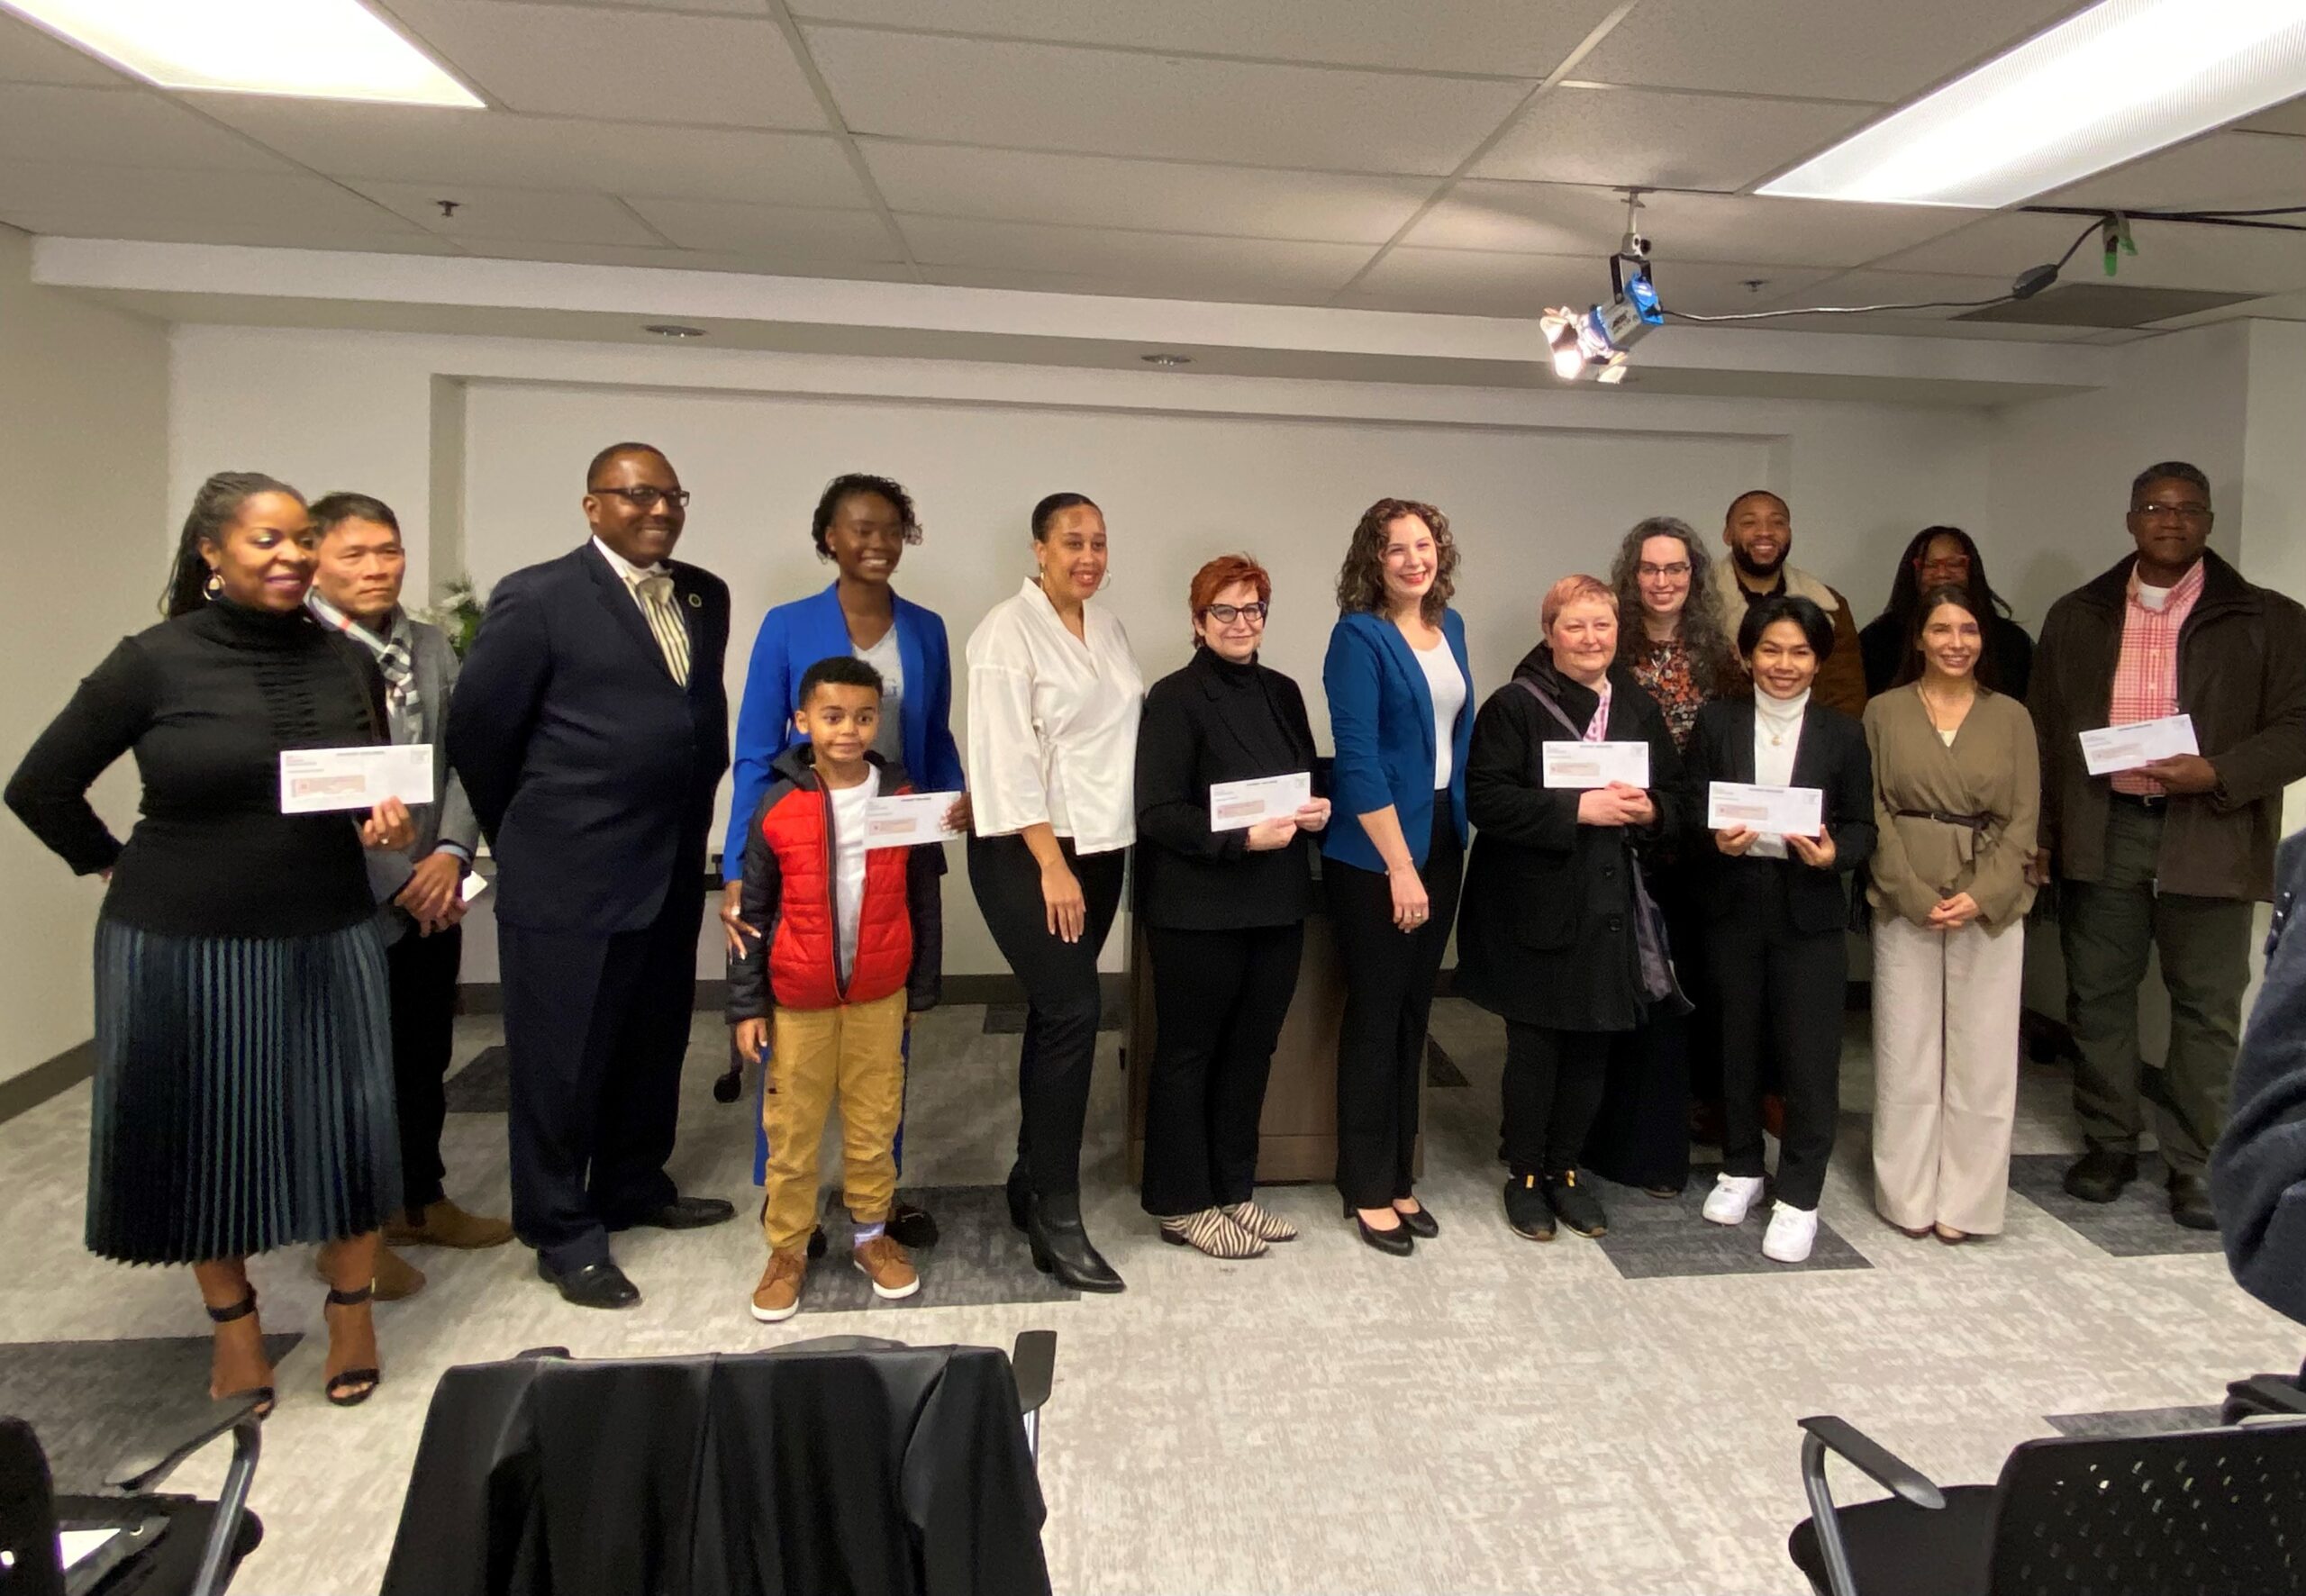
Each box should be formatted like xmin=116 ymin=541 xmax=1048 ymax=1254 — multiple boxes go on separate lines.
xmin=2030 ymin=460 xmax=2306 ymax=1229
xmin=1709 ymin=489 xmax=1867 ymax=719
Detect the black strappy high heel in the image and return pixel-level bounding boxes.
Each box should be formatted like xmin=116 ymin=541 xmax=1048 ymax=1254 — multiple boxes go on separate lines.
xmin=205 ymin=1291 xmax=276 ymax=1418
xmin=322 ymin=1283 xmax=381 ymax=1408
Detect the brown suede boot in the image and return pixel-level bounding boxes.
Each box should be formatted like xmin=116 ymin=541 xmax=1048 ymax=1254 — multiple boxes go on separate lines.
xmin=385 ymin=1199 xmax=515 ymax=1249
xmin=319 ymin=1244 xmax=425 ymax=1301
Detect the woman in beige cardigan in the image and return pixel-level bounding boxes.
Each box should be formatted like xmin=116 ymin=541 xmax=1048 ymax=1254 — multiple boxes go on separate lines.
xmin=1863 ymin=586 xmax=2039 ymax=1241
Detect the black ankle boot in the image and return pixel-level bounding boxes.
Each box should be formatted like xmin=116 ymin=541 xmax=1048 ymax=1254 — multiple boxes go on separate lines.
xmin=1027 ymin=1192 xmax=1125 ymax=1292
xmin=1005 ymin=1163 xmax=1031 ymax=1232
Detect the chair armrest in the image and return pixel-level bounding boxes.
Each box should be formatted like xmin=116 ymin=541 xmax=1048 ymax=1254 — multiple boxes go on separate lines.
xmin=514 ymin=1347 xmax=571 ymax=1361
xmin=105 ymin=1393 xmax=265 ymax=1494
xmin=1012 ymin=1330 xmax=1057 ymax=1416
xmin=2233 ymin=1376 xmax=2306 ymax=1416
xmin=1799 ymin=1416 xmax=1945 ymax=1509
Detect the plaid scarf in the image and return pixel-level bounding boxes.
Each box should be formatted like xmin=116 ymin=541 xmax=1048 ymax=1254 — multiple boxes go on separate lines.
xmin=307 ymin=591 xmax=421 ymax=745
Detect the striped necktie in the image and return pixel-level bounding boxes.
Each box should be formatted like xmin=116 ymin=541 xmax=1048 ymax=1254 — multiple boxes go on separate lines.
xmin=634 ymin=572 xmax=692 ymax=686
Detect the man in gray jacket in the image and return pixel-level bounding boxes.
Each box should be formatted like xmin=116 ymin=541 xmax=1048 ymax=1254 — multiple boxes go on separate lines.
xmin=311 ymin=493 xmax=513 ymax=1296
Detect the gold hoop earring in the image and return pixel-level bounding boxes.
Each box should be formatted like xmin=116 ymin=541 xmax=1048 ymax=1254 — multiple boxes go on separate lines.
xmin=204 ymin=571 xmax=222 ymax=600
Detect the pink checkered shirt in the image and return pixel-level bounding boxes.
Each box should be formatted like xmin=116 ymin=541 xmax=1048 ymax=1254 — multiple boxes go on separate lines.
xmin=1584 ymin=678 xmax=1612 ymax=742
xmin=2106 ymin=558 xmax=2205 ymax=796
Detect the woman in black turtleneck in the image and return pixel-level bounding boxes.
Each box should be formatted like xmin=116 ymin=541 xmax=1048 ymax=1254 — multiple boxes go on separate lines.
xmin=1132 ymin=555 xmax=1330 ymax=1258
xmin=6 ymin=472 xmax=413 ymax=1414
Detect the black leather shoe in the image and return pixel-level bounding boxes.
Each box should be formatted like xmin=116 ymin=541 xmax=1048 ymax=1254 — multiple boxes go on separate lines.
xmin=1005 ymin=1165 xmax=1031 ymax=1232
xmin=2169 ymin=1171 xmax=2218 ymax=1230
xmin=1025 ymin=1192 xmax=1124 ymax=1292
xmin=1394 ymin=1202 xmax=1439 ymax=1239
xmin=536 ymin=1256 xmax=640 ymax=1310
xmin=1350 ymin=1209 xmax=1413 ymax=1256
xmin=1503 ymin=1174 xmax=1555 ymax=1241
xmin=1547 ymin=1171 xmax=1608 ymax=1238
xmin=607 ymin=1196 xmax=736 ymax=1232
xmin=888 ymin=1201 xmax=940 ymax=1249
xmin=2062 ymin=1147 xmax=2138 ymax=1204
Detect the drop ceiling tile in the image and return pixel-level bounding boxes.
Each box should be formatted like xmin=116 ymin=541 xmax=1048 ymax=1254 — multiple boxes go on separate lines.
xmin=345 ymin=180 xmax=665 ymax=246
xmin=379 ymin=0 xmax=824 ymax=129
xmin=0 ymin=85 xmax=289 ymax=171
xmin=0 ymin=14 xmax=125 ymax=86
xmin=621 ymin=196 xmax=900 ymax=258
xmin=803 ymin=28 xmax=1535 ymax=175
xmin=858 ymin=141 xmax=1439 ymax=242
xmin=791 ymin=0 xmax=1615 ymax=77
xmin=895 ymin=213 xmax=1376 ymax=300
xmin=1339 ymin=245 xmax=1833 ymax=318
xmin=1572 ymin=0 xmax=2085 ymax=101
xmin=2240 ymin=96 xmax=2306 ymax=138
xmin=1753 ymin=268 xmax=2038 ymax=318
xmin=1470 ymin=84 xmax=1873 ymax=191
xmin=0 ymin=162 xmax=413 ymax=234
xmin=1397 ymin=183 xmax=1624 ymax=256
xmin=1883 ymin=212 xmax=2306 ymax=298
xmin=195 ymin=100 xmax=867 ymax=205
xmin=2045 ymin=131 xmax=2306 ymax=212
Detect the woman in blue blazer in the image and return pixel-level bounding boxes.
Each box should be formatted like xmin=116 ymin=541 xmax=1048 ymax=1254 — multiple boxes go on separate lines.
xmin=722 ymin=474 xmax=967 ymax=1249
xmin=1322 ymin=497 xmax=1473 ymax=1255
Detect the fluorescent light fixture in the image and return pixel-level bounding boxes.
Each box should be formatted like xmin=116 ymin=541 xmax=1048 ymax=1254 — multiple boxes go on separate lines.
xmin=0 ymin=0 xmax=483 ymax=106
xmin=1759 ymin=0 xmax=2306 ymax=207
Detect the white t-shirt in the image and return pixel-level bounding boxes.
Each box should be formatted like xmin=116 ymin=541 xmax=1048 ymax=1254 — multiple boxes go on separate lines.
xmin=853 ymin=626 xmax=905 ymax=766
xmin=1412 ymin=638 xmax=1466 ymax=791
xmin=826 ymin=767 xmax=879 ymax=980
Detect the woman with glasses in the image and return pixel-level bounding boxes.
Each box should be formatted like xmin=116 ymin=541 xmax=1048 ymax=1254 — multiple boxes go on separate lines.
xmin=721 ymin=474 xmax=964 ymax=1251
xmin=1584 ymin=517 xmax=1741 ymax=1199
xmin=1134 ymin=556 xmax=1330 ymax=1257
xmin=1857 ymin=526 xmax=2033 ymax=701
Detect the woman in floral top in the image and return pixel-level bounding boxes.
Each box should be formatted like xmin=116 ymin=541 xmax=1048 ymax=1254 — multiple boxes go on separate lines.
xmin=1584 ymin=518 xmax=1741 ymax=1196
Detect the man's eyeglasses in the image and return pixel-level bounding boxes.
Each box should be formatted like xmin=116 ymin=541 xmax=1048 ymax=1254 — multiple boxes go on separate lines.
xmin=1637 ymin=562 xmax=1691 ymax=579
xmin=2132 ymin=501 xmax=2211 ymax=524
xmin=1201 ymin=603 xmax=1268 ymax=624
xmin=589 ymin=485 xmax=692 ymax=510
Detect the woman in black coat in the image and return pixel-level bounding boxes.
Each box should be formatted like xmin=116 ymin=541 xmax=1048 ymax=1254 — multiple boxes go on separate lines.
xmin=1134 ymin=555 xmax=1330 ymax=1258
xmin=1685 ymin=594 xmax=1875 ymax=1265
xmin=1455 ymin=575 xmax=1687 ymax=1246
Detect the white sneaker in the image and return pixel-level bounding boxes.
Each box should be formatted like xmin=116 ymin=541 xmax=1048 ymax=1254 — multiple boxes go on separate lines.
xmin=1763 ymin=1202 xmax=1819 ymax=1264
xmin=1702 ymin=1173 xmax=1766 ymax=1226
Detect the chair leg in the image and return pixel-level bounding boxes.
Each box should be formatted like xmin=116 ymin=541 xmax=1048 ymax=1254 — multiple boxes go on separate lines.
xmin=1800 ymin=1431 xmax=1862 ymax=1596
xmin=188 ymin=1410 xmax=261 ymax=1596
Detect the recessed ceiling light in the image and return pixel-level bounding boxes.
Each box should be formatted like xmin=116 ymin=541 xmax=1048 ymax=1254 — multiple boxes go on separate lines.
xmin=643 ymin=324 xmax=706 ymax=339
xmin=1759 ymin=0 xmax=2306 ymax=207
xmin=1139 ymin=352 xmax=1193 ymax=366
xmin=0 ymin=0 xmax=483 ymax=106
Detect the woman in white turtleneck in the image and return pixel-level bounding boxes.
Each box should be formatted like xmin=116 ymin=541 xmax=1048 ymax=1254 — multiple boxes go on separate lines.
xmin=1684 ymin=594 xmax=1876 ymax=1264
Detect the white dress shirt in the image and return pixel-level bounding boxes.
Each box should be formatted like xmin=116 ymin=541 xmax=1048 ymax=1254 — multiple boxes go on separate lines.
xmin=966 ymin=577 xmax=1144 ymax=855
xmin=1749 ymin=687 xmax=1809 ymax=859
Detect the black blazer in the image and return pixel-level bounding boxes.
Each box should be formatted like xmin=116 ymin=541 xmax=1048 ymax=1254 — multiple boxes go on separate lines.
xmin=448 ymin=543 xmax=731 ymax=936
xmin=1684 ymin=696 xmax=1875 ymax=937
xmin=1133 ymin=647 xmax=1319 ymax=931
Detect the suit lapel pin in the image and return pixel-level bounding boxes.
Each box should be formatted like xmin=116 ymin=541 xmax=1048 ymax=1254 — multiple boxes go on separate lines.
xmin=686 ymin=591 xmax=703 ymax=608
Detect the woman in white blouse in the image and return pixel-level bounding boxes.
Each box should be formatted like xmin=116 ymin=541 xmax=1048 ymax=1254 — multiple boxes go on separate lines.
xmin=967 ymin=492 xmax=1143 ymax=1292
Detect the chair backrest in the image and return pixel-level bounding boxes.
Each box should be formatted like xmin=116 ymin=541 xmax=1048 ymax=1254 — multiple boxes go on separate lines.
xmin=0 ymin=1418 xmax=64 ymax=1596
xmin=1987 ymin=1419 xmax=2306 ymax=1595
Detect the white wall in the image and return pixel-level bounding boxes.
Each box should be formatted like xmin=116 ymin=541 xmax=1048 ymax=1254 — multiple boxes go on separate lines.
xmin=0 ymin=229 xmax=170 ymax=1082
xmin=2241 ymin=320 xmax=2306 ymax=840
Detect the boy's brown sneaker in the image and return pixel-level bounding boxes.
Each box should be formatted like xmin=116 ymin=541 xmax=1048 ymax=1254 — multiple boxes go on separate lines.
xmin=853 ymin=1236 xmax=920 ymax=1301
xmin=750 ymin=1249 xmax=807 ymax=1322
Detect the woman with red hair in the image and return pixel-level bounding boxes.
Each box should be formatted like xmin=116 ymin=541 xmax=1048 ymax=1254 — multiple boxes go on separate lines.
xmin=1456 ymin=574 xmax=1688 ymax=1246
xmin=1134 ymin=555 xmax=1330 ymax=1256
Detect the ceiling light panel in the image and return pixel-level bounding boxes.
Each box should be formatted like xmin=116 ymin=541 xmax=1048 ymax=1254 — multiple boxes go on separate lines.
xmin=1759 ymin=0 xmax=2306 ymax=207
xmin=0 ymin=0 xmax=482 ymax=106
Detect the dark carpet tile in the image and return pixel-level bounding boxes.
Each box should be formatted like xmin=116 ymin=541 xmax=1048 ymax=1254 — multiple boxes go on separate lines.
xmin=2007 ymin=1153 xmax=2224 ymax=1257
xmin=442 ymin=1046 xmax=509 ymax=1114
xmin=0 ymin=1334 xmax=302 ymax=1492
xmin=1583 ymin=1165 xmax=1872 ymax=1282
xmin=791 ymin=1184 xmax=1078 ymax=1314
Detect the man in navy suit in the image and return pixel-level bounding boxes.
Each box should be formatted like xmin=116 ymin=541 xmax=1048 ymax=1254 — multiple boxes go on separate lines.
xmin=448 ymin=442 xmax=734 ymax=1308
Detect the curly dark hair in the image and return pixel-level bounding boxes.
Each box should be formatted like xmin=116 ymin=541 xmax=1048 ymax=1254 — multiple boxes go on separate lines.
xmin=812 ymin=473 xmax=923 ymax=559
xmin=1335 ymin=497 xmax=1457 ymax=623
xmin=1607 ymin=515 xmax=1739 ymax=692
xmin=161 ymin=471 xmax=304 ymax=618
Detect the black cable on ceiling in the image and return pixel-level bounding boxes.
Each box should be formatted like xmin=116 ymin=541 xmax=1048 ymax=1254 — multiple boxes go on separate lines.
xmin=1661 ymin=213 xmax=2103 ymax=323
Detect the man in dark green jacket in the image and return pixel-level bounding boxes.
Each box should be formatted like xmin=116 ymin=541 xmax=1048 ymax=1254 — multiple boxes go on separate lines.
xmin=2030 ymin=461 xmax=2306 ymax=1229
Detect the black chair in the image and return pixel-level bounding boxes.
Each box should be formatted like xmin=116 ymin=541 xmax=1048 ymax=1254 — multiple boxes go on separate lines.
xmin=0 ymin=1394 xmax=263 ymax=1596
xmin=1787 ymin=1381 xmax=2306 ymax=1595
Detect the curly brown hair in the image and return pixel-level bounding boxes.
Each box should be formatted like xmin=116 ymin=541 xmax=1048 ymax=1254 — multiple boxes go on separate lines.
xmin=1334 ymin=497 xmax=1457 ymax=624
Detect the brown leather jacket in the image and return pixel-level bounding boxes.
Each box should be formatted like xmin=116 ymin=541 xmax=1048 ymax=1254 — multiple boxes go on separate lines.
xmin=2030 ymin=549 xmax=2306 ymax=902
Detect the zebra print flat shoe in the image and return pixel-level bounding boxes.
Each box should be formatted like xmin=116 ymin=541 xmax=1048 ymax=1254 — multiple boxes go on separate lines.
xmin=1160 ymin=1207 xmax=1266 ymax=1259
xmin=1225 ymin=1198 xmax=1298 ymax=1243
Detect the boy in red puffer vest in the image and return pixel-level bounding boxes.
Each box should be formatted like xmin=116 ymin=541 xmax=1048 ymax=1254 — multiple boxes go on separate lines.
xmin=729 ymin=656 xmax=943 ymax=1321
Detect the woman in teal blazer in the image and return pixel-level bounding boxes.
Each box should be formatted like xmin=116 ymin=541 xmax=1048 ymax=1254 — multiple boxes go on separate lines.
xmin=1321 ymin=497 xmax=1473 ymax=1255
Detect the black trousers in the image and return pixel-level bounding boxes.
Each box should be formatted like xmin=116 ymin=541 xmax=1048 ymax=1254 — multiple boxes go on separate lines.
xmin=385 ymin=920 xmax=463 ymax=1214
xmin=1141 ymin=921 xmax=1304 ymax=1215
xmin=1328 ymin=800 xmax=1463 ymax=1210
xmin=1710 ymin=883 xmax=1846 ymax=1211
xmin=967 ymin=833 xmax=1126 ymax=1199
xmin=501 ymin=877 xmax=703 ymax=1274
xmin=1584 ymin=860 xmax=1705 ymax=1191
xmin=1503 ymin=1022 xmax=1613 ymax=1178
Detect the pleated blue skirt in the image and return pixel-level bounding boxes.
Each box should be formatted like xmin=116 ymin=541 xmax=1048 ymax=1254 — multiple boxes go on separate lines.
xmin=89 ymin=917 xmax=401 ymax=1265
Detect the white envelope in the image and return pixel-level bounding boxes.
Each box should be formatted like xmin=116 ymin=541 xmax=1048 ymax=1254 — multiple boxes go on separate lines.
xmin=2080 ymin=713 xmax=2198 ymax=776
xmin=1541 ymin=740 xmax=1650 ymax=790
xmin=1708 ymin=781 xmax=1825 ymax=838
xmin=1209 ymin=772 xmax=1312 ymax=831
xmin=459 ymin=873 xmax=490 ymax=906
xmin=278 ymin=744 xmax=434 ymax=814
xmin=863 ymin=791 xmax=964 ymax=848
